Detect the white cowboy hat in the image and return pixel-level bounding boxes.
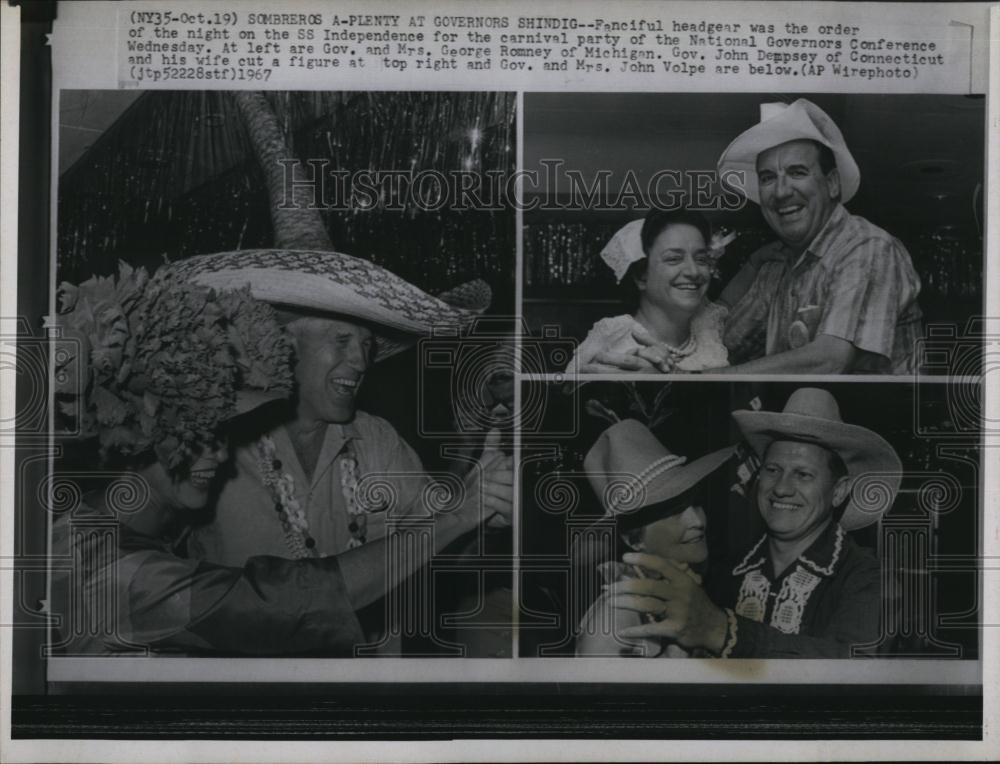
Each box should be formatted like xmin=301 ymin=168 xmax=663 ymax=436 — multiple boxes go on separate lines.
xmin=732 ymin=388 xmax=901 ymax=531
xmin=584 ymin=419 xmax=734 ymax=518
xmin=717 ymin=99 xmax=861 ymax=205
xmin=171 ymin=249 xmax=491 ymax=360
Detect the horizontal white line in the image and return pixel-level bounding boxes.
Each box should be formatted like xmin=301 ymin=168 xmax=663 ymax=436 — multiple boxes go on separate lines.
xmin=47 ymin=657 xmax=982 ymax=685
xmin=520 ymin=374 xmax=981 ymax=383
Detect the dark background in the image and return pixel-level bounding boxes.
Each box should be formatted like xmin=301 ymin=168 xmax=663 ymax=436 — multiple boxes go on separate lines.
xmin=57 ymin=89 xmax=516 ymax=298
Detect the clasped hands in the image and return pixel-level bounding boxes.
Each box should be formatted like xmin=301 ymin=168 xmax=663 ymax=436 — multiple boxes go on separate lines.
xmin=606 ymin=552 xmax=728 ymax=654
xmin=458 ymin=428 xmax=513 ymax=529
xmin=577 ymin=324 xmax=677 ymax=374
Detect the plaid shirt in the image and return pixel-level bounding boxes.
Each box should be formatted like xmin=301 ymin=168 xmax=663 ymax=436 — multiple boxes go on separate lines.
xmin=724 ymin=206 xmax=922 ymax=373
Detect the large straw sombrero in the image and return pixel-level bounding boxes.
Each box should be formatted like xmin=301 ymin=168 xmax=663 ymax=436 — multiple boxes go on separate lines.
xmin=717 ymin=98 xmax=861 ymax=205
xmin=732 ymin=388 xmax=901 ymax=531
xmin=171 ymin=249 xmax=491 ymax=360
xmin=584 ymin=419 xmax=734 ymax=518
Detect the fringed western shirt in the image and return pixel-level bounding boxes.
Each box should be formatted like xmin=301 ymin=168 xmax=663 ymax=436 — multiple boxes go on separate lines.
xmin=717 ymin=522 xmax=883 ymax=658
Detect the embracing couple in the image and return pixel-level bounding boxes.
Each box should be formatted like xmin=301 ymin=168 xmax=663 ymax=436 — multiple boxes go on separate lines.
xmin=51 ymin=251 xmax=512 ymax=656
xmin=575 ymin=387 xmax=901 ymax=659
xmin=568 ymin=99 xmax=922 ymax=376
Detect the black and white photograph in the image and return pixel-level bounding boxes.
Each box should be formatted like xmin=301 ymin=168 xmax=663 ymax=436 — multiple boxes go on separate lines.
xmin=523 ymin=93 xmax=985 ymax=376
xmin=519 ymin=380 xmax=980 ymax=663
xmin=24 ymin=89 xmax=519 ymax=669
xmin=2 ymin=0 xmax=996 ymax=759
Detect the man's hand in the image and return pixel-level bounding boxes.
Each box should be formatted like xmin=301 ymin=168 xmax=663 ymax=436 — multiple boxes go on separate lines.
xmin=464 ymin=428 xmax=513 ymax=527
xmin=608 ymin=552 xmax=728 ymax=653
xmin=723 ymin=333 xmax=858 ymax=374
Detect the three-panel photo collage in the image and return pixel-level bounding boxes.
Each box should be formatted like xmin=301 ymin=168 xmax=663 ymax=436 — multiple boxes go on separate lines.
xmin=39 ymin=88 xmax=984 ymax=679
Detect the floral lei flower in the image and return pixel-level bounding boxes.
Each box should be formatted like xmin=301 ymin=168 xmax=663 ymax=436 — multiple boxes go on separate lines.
xmin=253 ymin=434 xmax=370 ymax=558
xmin=254 ymin=435 xmax=316 ymax=559
xmin=708 ymin=229 xmax=739 ymax=261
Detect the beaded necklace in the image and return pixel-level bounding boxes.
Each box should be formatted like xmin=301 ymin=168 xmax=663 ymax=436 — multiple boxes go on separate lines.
xmin=254 ymin=434 xmax=367 ymax=558
xmin=660 ymin=334 xmax=697 ymax=366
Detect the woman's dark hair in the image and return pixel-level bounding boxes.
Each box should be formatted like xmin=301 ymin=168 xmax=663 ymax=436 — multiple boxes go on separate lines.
xmin=640 ymin=209 xmax=713 ymax=255
xmin=570 ymin=486 xmax=706 ymax=579
xmin=618 ymin=209 xmax=713 ymax=310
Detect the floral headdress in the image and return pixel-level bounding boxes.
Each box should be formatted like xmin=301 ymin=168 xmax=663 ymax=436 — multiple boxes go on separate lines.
xmin=600 ymin=219 xmax=738 ymax=284
xmin=55 ymin=262 xmax=293 ymax=473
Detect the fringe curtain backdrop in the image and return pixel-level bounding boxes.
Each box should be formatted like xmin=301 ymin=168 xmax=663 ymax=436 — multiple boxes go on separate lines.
xmin=57 ymin=91 xmax=516 ymax=295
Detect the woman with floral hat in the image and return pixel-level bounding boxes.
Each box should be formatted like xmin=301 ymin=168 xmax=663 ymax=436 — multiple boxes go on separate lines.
xmin=49 ymin=264 xmax=378 ymax=654
xmin=566 ymin=209 xmax=735 ymax=374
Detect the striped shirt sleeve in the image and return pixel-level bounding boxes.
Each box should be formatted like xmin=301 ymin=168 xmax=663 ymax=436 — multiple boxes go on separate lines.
xmin=815 ymin=237 xmax=921 ymax=362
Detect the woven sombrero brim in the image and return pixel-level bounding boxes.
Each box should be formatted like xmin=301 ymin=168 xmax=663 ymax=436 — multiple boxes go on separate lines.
xmin=733 ymin=409 xmax=902 ymax=531
xmin=717 ymin=100 xmax=860 ymax=205
xmin=231 ymin=388 xmax=287 ymax=418
xmin=171 ymin=250 xmax=490 ymax=361
xmin=610 ymin=446 xmax=735 ymax=518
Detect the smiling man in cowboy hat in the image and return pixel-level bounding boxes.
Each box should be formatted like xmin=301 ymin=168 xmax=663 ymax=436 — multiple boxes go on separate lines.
xmin=171 ymin=249 xmax=512 ymax=652
xmin=716 ymin=98 xmax=922 ymax=374
xmin=609 ymin=388 xmax=901 ymax=658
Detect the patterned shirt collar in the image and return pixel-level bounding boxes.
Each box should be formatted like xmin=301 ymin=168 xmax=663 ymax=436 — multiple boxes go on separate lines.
xmin=271 ymin=415 xmax=365 ymax=489
xmin=333 ymin=417 xmax=363 ymax=443
xmin=271 ymin=410 xmax=365 ymax=452
xmin=732 ymin=534 xmax=768 ymax=576
xmin=732 ymin=521 xmax=846 ymax=579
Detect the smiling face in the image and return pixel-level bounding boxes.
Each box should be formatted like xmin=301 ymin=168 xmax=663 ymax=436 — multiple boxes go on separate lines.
xmin=756 ymin=440 xmax=850 ymax=544
xmin=756 ymin=139 xmax=840 ymax=252
xmin=291 ymin=317 xmax=373 ymax=425
xmin=635 ymin=223 xmax=712 ymax=316
xmin=170 ymin=440 xmax=229 ymax=511
xmin=634 ymin=504 xmax=709 ymax=564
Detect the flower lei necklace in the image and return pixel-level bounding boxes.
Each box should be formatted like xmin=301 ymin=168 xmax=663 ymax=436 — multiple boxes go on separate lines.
xmin=254 ymin=434 xmax=368 ymax=559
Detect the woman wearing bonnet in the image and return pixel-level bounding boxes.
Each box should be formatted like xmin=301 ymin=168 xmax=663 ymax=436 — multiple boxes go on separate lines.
xmin=566 ymin=210 xmax=736 ymax=374
xmin=48 ymin=263 xmax=375 ymax=655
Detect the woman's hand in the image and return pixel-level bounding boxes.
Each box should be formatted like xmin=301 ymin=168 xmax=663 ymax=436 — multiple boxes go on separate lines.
xmin=578 ymin=351 xmax=657 ymax=374
xmin=577 ymin=324 xmax=675 ymax=373
xmin=606 ymin=552 xmax=727 ymax=654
